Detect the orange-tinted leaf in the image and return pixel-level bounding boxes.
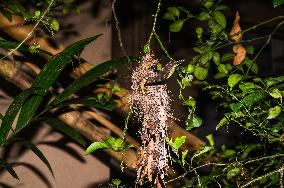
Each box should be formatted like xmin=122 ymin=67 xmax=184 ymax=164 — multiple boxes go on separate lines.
xmin=230 ymin=11 xmax=242 ymax=43
xmin=233 ymin=44 xmax=246 ymax=65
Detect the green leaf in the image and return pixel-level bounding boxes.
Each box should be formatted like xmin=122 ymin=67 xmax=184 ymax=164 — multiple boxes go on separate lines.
xmin=269 ymin=88 xmax=282 ymax=102
xmin=0 ymin=39 xmax=52 ymax=56
xmin=84 ymin=142 xmax=108 ymax=155
xmin=5 ymin=0 xmax=31 ymax=19
xmin=0 ymin=159 xmax=19 ymax=179
xmin=216 ymin=117 xmax=228 ymax=130
xmin=181 ymin=150 xmax=188 ymax=166
xmin=196 ymin=27 xmax=203 ymax=39
xmin=268 ymin=106 xmax=282 ymax=119
xmin=241 ymin=92 xmax=264 ymax=108
xmin=41 ymin=117 xmax=86 ymax=146
xmin=112 ymin=179 xmax=122 ymax=187
xmin=191 ymin=146 xmax=212 ymax=164
xmin=246 ymin=45 xmax=255 ymax=55
xmin=273 ymin=0 xmax=284 ymax=7
xmin=206 ymin=134 xmax=214 ymax=146
xmin=202 ymin=0 xmax=214 ymax=9
xmin=15 ymin=35 xmax=102 ymax=134
xmin=2 ymin=10 xmax=13 ymax=22
xmin=187 ymin=64 xmax=195 ymax=74
xmin=0 ymin=113 xmax=3 ymax=120
xmin=213 ymin=11 xmax=226 ymax=28
xmin=208 ymin=19 xmax=223 ymax=34
xmin=167 ymin=7 xmax=180 ymax=17
xmin=50 ymin=18 xmax=60 ymax=31
xmin=169 ymin=20 xmax=184 ymax=32
xmin=221 ymin=149 xmax=236 ymax=158
xmin=213 ymin=52 xmax=221 ymax=65
xmin=52 ymin=57 xmax=130 ymax=106
xmin=194 ymin=66 xmax=208 ymax=80
xmin=227 ymin=168 xmax=240 ymax=179
xmin=186 ymin=115 xmax=203 ymax=130
xmin=221 ymin=53 xmax=234 ymax=62
xmin=163 ymin=12 xmax=175 ymax=21
xmin=215 ymin=5 xmax=229 ymax=11
xmin=0 ymin=87 xmax=44 ymax=145
xmin=217 ymin=64 xmax=228 ymax=74
xmin=214 ymin=72 xmax=226 ymax=79
xmin=229 ymin=103 xmax=242 ymax=113
xmin=52 ymin=97 xmax=117 ymax=111
xmin=15 ymin=138 xmax=54 ymax=177
xmin=200 ymin=51 xmax=213 ymax=66
xmin=228 ymin=74 xmax=242 ymax=89
xmin=167 ymin=136 xmax=186 ymax=152
xmin=198 ymin=12 xmax=210 ymax=21
xmin=239 ymin=82 xmax=257 ymax=93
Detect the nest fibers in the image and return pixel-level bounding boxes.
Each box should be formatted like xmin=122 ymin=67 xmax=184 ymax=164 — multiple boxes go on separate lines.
xmin=129 ymin=53 xmax=173 ymax=186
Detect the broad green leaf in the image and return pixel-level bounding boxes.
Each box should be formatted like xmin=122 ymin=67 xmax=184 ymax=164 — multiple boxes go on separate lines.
xmin=84 ymin=142 xmax=108 ymax=155
xmin=41 ymin=117 xmax=86 ymax=146
xmin=227 ymin=168 xmax=240 ymax=179
xmin=167 ymin=7 xmax=180 ymax=17
xmin=0 ymin=39 xmax=52 ymax=56
xmin=198 ymin=12 xmax=210 ymax=21
xmin=52 ymin=57 xmax=130 ymax=106
xmin=0 ymin=87 xmax=44 ymax=145
xmin=241 ymin=144 xmax=262 ymax=159
xmin=229 ymin=103 xmax=242 ymax=113
xmin=15 ymin=138 xmax=54 ymax=177
xmin=216 ymin=117 xmax=228 ymax=130
xmin=186 ymin=114 xmax=203 ymax=130
xmin=0 ymin=159 xmax=19 ymax=179
xmin=208 ymin=19 xmax=223 ymax=34
xmin=269 ymin=88 xmax=282 ymax=102
xmin=239 ymin=82 xmax=256 ymax=93
xmin=50 ymin=18 xmax=60 ymax=31
xmin=112 ymin=85 xmax=121 ymax=93
xmin=214 ymin=72 xmax=226 ymax=79
xmin=202 ymin=0 xmax=214 ymax=8
xmin=181 ymin=150 xmax=188 ymax=166
xmin=273 ymin=0 xmax=284 ymax=7
xmin=167 ymin=136 xmax=186 ymax=152
xmin=241 ymin=92 xmax=264 ymax=108
xmin=213 ymin=11 xmax=226 ymax=28
xmin=169 ymin=20 xmax=184 ymax=32
xmin=213 ymin=52 xmax=220 ymax=65
xmin=221 ymin=149 xmax=236 ymax=158
xmin=228 ymin=74 xmax=242 ymax=89
xmin=187 ymin=64 xmax=195 ymax=74
xmin=194 ymin=66 xmax=208 ymax=80
xmin=163 ymin=12 xmax=175 ymax=21
xmin=200 ymin=51 xmax=213 ymax=66
xmin=246 ymin=45 xmax=255 ymax=55
xmin=217 ymin=64 xmax=228 ymax=74
xmin=221 ymin=53 xmax=234 ymax=62
xmin=15 ymin=35 xmax=101 ymax=134
xmin=268 ymin=106 xmax=282 ymax=119
xmin=206 ymin=134 xmax=214 ymax=146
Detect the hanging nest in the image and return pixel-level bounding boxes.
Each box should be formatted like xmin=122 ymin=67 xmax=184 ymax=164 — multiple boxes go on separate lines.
xmin=129 ymin=53 xmax=173 ymax=187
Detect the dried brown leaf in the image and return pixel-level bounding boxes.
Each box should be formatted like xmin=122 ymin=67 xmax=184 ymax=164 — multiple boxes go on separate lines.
xmin=233 ymin=44 xmax=246 ymax=65
xmin=230 ymin=11 xmax=242 ymax=43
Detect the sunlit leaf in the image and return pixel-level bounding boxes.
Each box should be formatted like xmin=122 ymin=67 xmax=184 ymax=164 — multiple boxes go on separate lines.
xmin=267 ymin=106 xmax=282 ymax=119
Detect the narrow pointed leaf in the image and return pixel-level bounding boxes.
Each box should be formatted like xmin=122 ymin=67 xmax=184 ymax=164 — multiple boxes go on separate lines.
xmin=15 ymin=35 xmax=101 ymax=134
xmin=0 ymin=87 xmax=45 ymax=145
xmin=41 ymin=117 xmax=86 ymax=146
xmin=0 ymin=39 xmax=52 ymax=56
xmin=0 ymin=159 xmax=19 ymax=179
xmin=84 ymin=142 xmax=108 ymax=156
xmin=52 ymin=57 xmax=131 ymax=105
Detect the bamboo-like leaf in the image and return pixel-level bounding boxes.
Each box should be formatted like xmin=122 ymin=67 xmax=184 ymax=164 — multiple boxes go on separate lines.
xmin=0 ymin=87 xmax=45 ymax=145
xmin=14 ymin=138 xmax=54 ymax=177
xmin=15 ymin=35 xmax=101 ymax=134
xmin=51 ymin=97 xmax=117 ymax=111
xmin=52 ymin=57 xmax=131 ymax=105
xmin=41 ymin=117 xmax=87 ymax=146
xmin=0 ymin=159 xmax=19 ymax=179
xmin=0 ymin=39 xmax=52 ymax=56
